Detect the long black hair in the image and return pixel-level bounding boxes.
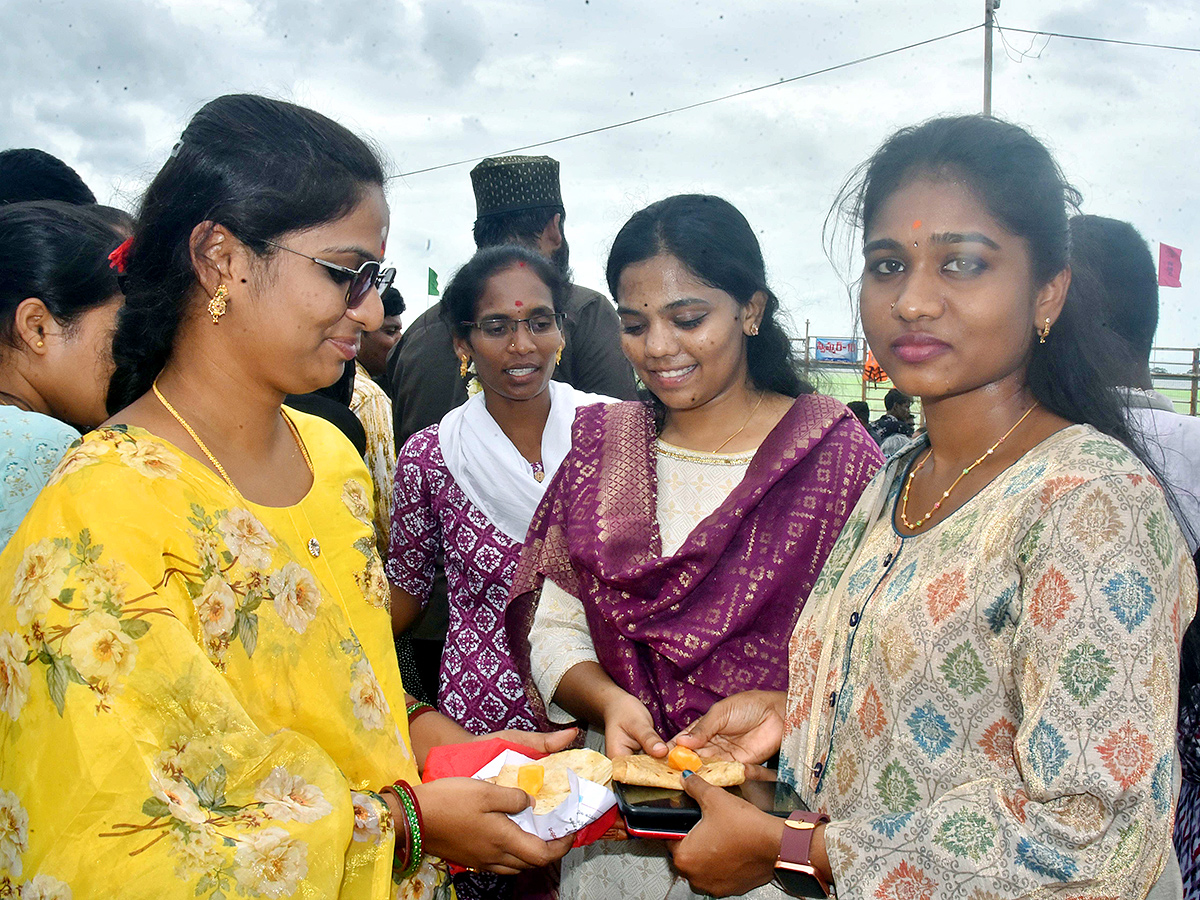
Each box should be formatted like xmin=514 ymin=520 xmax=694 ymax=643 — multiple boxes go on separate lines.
xmin=0 ymin=200 xmax=121 ymax=348
xmin=606 ymin=193 xmax=810 ymax=400
xmin=831 ymin=115 xmax=1147 ymax=463
xmin=107 ymin=94 xmax=386 ymax=413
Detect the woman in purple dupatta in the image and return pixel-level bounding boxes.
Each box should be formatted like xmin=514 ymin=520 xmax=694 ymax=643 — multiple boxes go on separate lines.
xmin=507 ymin=195 xmax=881 ymax=900
xmin=510 ymin=392 xmax=877 ymax=738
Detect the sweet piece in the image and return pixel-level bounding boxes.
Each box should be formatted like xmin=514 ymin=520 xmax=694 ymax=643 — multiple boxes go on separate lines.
xmin=667 ymin=745 xmax=703 ymax=772
xmin=517 ymin=764 xmax=544 ymax=797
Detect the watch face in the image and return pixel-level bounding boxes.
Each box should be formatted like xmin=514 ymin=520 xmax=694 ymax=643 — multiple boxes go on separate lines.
xmin=774 ymin=866 xmax=830 ymax=898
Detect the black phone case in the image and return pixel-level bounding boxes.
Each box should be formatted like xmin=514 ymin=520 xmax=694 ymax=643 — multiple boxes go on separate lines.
xmin=614 ymin=777 xmax=807 ymax=839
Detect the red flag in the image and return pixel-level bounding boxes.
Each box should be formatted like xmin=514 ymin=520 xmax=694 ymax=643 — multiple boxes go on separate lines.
xmin=1159 ymin=243 xmax=1182 ymax=288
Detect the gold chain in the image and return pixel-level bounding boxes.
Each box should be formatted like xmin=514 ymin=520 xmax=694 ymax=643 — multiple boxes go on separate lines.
xmin=900 ymin=403 xmax=1038 ymax=531
xmin=152 ymin=380 xmax=313 ymax=498
xmin=712 ymin=391 xmax=766 ymax=454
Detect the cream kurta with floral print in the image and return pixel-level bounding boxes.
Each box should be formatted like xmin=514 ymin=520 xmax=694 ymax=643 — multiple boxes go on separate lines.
xmin=0 ymin=413 xmax=451 ymax=900
xmin=779 ymin=425 xmax=1195 ymax=899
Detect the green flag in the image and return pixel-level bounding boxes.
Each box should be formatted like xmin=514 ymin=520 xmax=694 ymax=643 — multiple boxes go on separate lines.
xmin=428 ymin=267 xmax=440 ymax=295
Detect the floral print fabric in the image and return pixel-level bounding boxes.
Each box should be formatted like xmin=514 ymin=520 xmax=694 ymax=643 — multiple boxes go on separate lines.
xmin=779 ymin=425 xmax=1196 ymax=899
xmin=351 ymin=361 xmax=398 ymax=558
xmin=0 ymin=416 xmax=451 ymax=899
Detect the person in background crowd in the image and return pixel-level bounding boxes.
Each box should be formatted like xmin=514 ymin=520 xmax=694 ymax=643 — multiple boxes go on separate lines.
xmin=0 ymin=94 xmax=575 ymax=899
xmin=359 ymin=286 xmax=404 ymax=386
xmin=669 ymin=115 xmax=1193 ymax=900
xmin=846 ymin=399 xmax=871 ymax=429
xmin=388 ymin=153 xmax=640 ymax=707
xmin=388 ymin=244 xmax=616 ymax=899
xmin=351 ymin=348 xmax=398 ymax=557
xmin=508 ymin=194 xmax=882 ymax=899
xmin=0 ymin=148 xmax=96 ymax=206
xmin=89 ymin=203 xmax=135 ymax=238
xmin=1069 ymin=214 xmax=1200 ymax=552
xmin=869 ymin=386 xmax=913 ymax=444
xmin=1068 ymin=212 xmax=1200 ymax=894
xmin=0 ymin=201 xmax=123 ymax=548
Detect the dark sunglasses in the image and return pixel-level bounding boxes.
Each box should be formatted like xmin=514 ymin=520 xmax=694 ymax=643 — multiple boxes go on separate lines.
xmin=265 ymin=240 xmax=396 ymax=309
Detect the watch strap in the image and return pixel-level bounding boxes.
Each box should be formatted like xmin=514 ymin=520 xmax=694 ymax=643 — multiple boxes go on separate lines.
xmin=775 ymin=811 xmax=832 ymax=897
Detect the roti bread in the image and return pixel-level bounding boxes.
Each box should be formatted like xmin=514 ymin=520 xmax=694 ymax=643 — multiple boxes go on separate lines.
xmin=487 ymin=748 xmax=613 ymax=813
xmin=611 ymin=754 xmax=745 ymax=789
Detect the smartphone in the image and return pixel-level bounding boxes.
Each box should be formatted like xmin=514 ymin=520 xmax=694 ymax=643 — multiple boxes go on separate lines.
xmin=614 ymin=775 xmax=808 ymax=840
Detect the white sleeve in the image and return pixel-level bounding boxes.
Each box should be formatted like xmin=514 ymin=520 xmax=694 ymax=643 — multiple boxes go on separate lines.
xmin=528 ymin=577 xmax=599 ymax=725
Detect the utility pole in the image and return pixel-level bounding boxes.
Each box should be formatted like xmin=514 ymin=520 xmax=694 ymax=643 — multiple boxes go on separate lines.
xmin=984 ymin=0 xmax=999 ymax=115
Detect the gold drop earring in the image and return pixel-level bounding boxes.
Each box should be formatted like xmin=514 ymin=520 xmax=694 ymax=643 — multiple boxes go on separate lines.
xmin=555 ymin=346 xmax=563 ymax=365
xmin=459 ymin=356 xmax=471 ymax=378
xmin=208 ymin=284 xmax=229 ymax=324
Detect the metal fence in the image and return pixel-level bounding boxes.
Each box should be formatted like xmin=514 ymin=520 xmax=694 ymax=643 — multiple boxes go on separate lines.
xmin=796 ymin=339 xmax=1200 ymax=418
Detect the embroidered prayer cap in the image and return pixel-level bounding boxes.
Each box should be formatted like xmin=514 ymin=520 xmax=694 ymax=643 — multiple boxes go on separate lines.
xmin=470 ymin=155 xmax=563 ymax=220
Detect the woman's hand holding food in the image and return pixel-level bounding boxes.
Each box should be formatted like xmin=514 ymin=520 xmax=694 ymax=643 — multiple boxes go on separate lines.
xmin=672 ymin=690 xmax=787 ymax=764
xmin=603 ymin=689 xmax=668 ymax=757
xmin=413 ymin=777 xmax=575 ymax=874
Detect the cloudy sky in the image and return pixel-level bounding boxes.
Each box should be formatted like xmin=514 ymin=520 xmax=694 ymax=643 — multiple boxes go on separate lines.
xmin=3 ymin=0 xmax=1197 ymax=365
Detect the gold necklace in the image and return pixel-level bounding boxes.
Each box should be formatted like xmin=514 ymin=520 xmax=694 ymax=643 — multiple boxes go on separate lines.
xmin=152 ymin=380 xmax=321 ymax=556
xmin=711 ymin=391 xmax=766 ymax=454
xmin=900 ymin=403 xmax=1038 ymax=531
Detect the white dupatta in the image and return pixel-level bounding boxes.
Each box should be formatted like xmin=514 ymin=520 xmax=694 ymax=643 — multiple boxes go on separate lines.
xmin=438 ymin=380 xmax=617 ymax=544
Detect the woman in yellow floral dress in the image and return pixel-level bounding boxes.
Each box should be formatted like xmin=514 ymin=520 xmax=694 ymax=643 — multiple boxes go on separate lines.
xmin=0 ymin=94 xmax=573 ymax=900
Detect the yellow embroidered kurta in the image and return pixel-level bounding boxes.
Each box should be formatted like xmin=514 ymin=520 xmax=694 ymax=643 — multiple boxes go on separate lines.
xmin=0 ymin=414 xmax=451 ymax=899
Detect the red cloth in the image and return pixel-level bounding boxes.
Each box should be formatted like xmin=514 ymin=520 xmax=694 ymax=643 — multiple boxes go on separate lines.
xmin=1160 ymin=243 xmax=1183 ymax=288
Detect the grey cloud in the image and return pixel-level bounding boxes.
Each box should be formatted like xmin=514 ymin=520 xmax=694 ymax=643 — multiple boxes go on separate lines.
xmin=421 ymin=1 xmax=486 ymax=87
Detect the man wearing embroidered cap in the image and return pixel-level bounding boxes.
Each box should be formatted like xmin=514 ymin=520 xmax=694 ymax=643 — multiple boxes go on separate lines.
xmin=386 ymin=153 xmax=636 ymax=703
xmin=389 ymin=155 xmax=635 ymax=449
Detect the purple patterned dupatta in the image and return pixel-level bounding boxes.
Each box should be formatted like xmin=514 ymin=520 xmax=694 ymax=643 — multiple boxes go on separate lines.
xmin=507 ymin=394 xmax=883 ymax=736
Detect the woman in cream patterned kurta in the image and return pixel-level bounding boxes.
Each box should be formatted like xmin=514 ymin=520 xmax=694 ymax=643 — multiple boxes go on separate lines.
xmin=667 ymin=116 xmax=1194 ymax=899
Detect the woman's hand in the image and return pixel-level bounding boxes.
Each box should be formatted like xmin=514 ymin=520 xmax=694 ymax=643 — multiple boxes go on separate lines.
xmin=482 ymin=727 xmax=579 ymax=755
xmin=671 ymin=690 xmax=786 ymax=765
xmin=414 ymin=777 xmax=575 ymax=874
xmin=668 ymin=772 xmax=786 ymax=897
xmin=550 ymin=661 xmax=666 ymax=757
xmin=603 ymin=691 xmax=668 ymax=758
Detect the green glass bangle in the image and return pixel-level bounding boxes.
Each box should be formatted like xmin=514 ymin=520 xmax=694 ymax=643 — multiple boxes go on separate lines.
xmin=379 ymin=786 xmax=411 ymax=885
xmin=393 ymin=781 xmax=423 ymax=880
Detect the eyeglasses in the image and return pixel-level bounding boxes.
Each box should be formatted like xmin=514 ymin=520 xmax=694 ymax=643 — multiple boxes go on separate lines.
xmin=265 ymin=240 xmax=396 ymax=309
xmin=461 ymin=313 xmax=565 ymax=341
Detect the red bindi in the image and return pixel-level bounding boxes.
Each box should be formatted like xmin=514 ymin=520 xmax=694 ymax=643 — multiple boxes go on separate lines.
xmin=518 ymin=261 xmax=526 ymax=267
xmin=515 ymin=301 xmax=523 ymax=307
xmin=912 ymin=220 xmax=922 ymax=230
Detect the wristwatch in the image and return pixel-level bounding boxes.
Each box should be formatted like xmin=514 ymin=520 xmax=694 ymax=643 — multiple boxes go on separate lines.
xmin=773 ymin=810 xmax=832 ymax=897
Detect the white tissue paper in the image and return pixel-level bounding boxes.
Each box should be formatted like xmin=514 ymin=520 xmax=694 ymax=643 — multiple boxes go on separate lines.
xmin=471 ymin=749 xmax=617 ymax=840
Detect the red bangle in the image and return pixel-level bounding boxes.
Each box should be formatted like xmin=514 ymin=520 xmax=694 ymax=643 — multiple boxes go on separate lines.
xmin=406 ymin=701 xmax=437 ymax=724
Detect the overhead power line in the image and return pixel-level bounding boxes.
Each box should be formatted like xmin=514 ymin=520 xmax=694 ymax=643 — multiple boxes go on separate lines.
xmin=391 ymin=21 xmax=1198 ymax=181
xmin=391 ymin=23 xmax=983 ymax=179
xmin=998 ymin=25 xmax=1200 ymax=55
